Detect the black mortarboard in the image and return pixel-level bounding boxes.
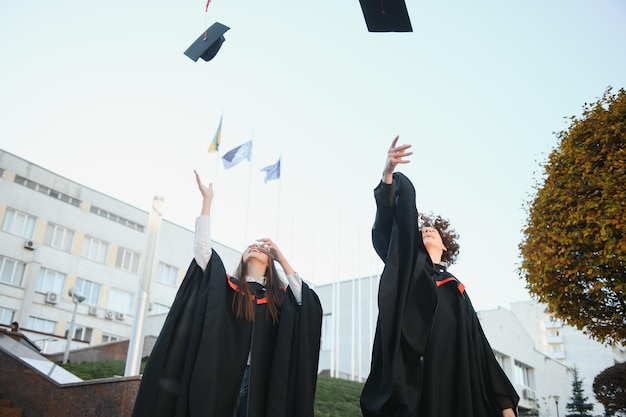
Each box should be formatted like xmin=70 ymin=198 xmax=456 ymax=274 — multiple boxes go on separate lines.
xmin=358 ymin=0 xmax=413 ymax=32
xmin=184 ymin=22 xmax=230 ymax=62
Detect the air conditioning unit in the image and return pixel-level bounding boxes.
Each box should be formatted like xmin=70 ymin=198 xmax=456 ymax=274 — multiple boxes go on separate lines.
xmin=115 ymin=312 xmax=125 ymax=321
xmin=88 ymin=306 xmax=98 ymax=316
xmin=24 ymin=240 xmax=36 ymax=250
xmin=523 ymin=388 xmax=537 ymax=401
xmin=45 ymin=292 xmax=59 ymax=304
xmin=105 ymin=310 xmax=114 ymax=320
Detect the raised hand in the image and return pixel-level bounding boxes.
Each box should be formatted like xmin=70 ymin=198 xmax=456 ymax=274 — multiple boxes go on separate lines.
xmin=383 ymin=135 xmax=413 ymax=184
xmin=255 ymin=237 xmax=295 ymax=275
xmin=194 ymin=170 xmax=213 ymax=216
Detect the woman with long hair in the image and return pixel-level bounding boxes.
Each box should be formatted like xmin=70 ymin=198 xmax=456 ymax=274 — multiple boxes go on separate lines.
xmin=131 ymin=171 xmax=323 ymax=417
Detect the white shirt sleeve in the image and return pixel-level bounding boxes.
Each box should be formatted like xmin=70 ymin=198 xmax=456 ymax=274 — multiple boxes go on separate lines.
xmin=285 ymin=272 xmax=303 ymax=305
xmin=194 ymin=215 xmax=212 ymax=271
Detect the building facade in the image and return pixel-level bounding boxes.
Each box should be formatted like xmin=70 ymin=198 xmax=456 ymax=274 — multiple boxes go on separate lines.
xmin=510 ymin=300 xmax=626 ymax=416
xmin=0 ymin=149 xmax=241 ymax=354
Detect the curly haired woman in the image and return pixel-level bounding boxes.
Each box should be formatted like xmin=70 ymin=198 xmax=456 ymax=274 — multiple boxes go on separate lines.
xmin=360 ymin=136 xmax=519 ymax=417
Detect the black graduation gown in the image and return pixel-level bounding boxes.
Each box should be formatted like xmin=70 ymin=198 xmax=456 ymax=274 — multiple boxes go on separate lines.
xmin=131 ymin=249 xmax=323 ymax=417
xmin=360 ymin=172 xmax=519 ymax=417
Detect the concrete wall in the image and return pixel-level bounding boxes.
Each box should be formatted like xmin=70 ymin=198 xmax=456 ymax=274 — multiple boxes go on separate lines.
xmin=44 ymin=336 xmax=157 ymax=364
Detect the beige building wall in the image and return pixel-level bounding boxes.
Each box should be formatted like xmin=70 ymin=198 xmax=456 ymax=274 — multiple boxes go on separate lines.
xmin=0 ymin=148 xmax=241 ymax=354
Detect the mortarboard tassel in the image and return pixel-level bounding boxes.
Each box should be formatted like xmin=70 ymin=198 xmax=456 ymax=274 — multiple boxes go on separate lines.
xmin=203 ymin=0 xmax=212 ymax=40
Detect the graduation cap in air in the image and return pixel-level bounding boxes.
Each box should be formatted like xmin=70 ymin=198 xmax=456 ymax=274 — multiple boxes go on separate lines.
xmin=184 ymin=22 xmax=230 ymax=62
xmin=358 ymin=0 xmax=413 ymax=32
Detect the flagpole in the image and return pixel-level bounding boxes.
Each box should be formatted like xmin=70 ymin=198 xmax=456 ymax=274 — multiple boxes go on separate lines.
xmin=214 ymin=145 xmax=220 ymax=183
xmin=243 ymin=133 xmax=254 ymax=247
xmin=333 ymin=210 xmax=341 ymax=378
xmin=209 ymin=113 xmax=222 ymax=184
xmin=213 ymin=145 xmax=220 ymax=188
xmin=357 ymin=222 xmax=363 ymax=382
xmin=275 ymin=152 xmax=282 ymax=242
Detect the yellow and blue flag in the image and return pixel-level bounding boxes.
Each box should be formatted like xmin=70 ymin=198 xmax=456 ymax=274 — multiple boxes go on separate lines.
xmin=208 ymin=116 xmax=222 ymax=153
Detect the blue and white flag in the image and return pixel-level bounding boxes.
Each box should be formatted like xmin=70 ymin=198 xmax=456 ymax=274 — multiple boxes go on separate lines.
xmin=221 ymin=140 xmax=252 ymax=169
xmin=260 ymin=158 xmax=280 ymax=183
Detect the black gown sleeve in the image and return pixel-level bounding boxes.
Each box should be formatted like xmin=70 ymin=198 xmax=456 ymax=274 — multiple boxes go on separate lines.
xmin=372 ymin=180 xmax=396 ymax=261
xmin=361 ymin=173 xmax=436 ymax=417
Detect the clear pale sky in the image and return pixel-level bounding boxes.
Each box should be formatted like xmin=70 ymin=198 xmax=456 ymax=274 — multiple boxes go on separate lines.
xmin=1 ymin=0 xmax=625 ymax=310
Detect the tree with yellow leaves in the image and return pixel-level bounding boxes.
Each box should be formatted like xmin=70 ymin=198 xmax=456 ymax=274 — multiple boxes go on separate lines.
xmin=519 ymin=86 xmax=626 ymax=345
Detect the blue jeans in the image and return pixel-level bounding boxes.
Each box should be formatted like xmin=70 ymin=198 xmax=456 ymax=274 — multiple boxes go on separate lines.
xmin=234 ymin=365 xmax=250 ymax=417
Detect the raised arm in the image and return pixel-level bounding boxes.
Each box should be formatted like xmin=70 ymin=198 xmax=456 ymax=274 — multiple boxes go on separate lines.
xmin=372 ymin=136 xmax=413 ymax=260
xmin=193 ymin=170 xmax=214 ymax=271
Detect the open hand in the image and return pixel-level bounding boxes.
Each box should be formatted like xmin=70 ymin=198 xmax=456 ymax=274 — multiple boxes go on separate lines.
xmin=382 ymin=135 xmax=413 ymax=183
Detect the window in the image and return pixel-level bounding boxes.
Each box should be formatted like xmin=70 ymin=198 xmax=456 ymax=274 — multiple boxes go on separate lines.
xmin=150 ymin=302 xmax=171 ymax=315
xmin=35 ymin=268 xmax=66 ymax=294
xmin=65 ymin=324 xmax=93 ymax=342
xmin=116 ymin=247 xmax=140 ymax=273
xmin=494 ymin=352 xmax=506 ymax=369
xmin=107 ymin=288 xmax=134 ymax=315
xmin=549 ymin=344 xmax=564 ymax=353
xmin=321 ymin=313 xmax=334 ymax=351
xmin=89 ymin=206 xmax=145 ymax=232
xmin=0 ymin=256 xmax=25 ymax=286
xmin=27 ymin=316 xmax=56 ymax=333
xmin=157 ymin=262 xmax=178 ymax=287
xmin=548 ymin=316 xmax=562 ymax=326
xmin=0 ymin=307 xmax=16 ymax=325
xmin=101 ymin=334 xmax=121 ymax=343
xmin=44 ymin=223 xmax=74 ymax=251
xmin=1 ymin=208 xmax=36 ymax=239
xmin=81 ymin=236 xmax=108 ymax=263
xmin=74 ymin=278 xmax=101 ymax=306
xmin=514 ymin=361 xmax=531 ymax=387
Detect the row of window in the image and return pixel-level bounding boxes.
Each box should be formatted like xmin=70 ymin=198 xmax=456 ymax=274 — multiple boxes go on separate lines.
xmin=2 ymin=207 xmax=142 ymax=272
xmin=1 ymin=254 xmax=176 ymax=315
xmin=14 ymin=175 xmax=81 ymax=208
xmin=13 ymin=174 xmax=144 ymax=232
xmin=89 ymin=206 xmax=145 ymax=232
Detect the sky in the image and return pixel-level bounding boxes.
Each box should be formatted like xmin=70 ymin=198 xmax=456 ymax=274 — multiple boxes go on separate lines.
xmin=1 ymin=0 xmax=625 ymax=311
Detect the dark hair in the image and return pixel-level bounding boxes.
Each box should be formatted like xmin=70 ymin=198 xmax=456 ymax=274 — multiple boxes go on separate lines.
xmin=231 ymin=258 xmax=284 ymax=323
xmin=419 ymin=213 xmax=460 ymax=265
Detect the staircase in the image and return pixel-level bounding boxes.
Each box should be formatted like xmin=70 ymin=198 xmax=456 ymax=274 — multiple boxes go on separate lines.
xmin=0 ymin=399 xmax=23 ymax=417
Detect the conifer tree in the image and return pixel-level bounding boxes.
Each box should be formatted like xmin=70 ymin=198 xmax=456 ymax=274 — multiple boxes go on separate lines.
xmin=566 ymin=366 xmax=594 ymax=417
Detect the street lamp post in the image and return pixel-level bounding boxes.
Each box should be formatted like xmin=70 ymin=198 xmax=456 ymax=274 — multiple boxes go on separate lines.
xmin=554 ymin=395 xmax=560 ymax=417
xmin=124 ymin=196 xmax=164 ymax=376
xmin=62 ymin=287 xmax=86 ymax=364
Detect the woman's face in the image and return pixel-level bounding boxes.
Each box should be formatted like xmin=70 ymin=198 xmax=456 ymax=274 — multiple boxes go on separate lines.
xmin=243 ymin=242 xmax=270 ymax=265
xmin=421 ymin=226 xmax=447 ymax=254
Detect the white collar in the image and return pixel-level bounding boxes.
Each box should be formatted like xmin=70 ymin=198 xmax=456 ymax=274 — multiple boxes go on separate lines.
xmin=246 ymin=276 xmax=266 ymax=286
